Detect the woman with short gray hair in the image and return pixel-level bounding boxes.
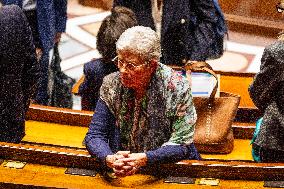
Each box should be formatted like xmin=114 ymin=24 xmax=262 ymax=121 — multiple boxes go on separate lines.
xmin=85 ymin=26 xmax=200 ymax=177
xmin=116 ymin=26 xmax=161 ymax=61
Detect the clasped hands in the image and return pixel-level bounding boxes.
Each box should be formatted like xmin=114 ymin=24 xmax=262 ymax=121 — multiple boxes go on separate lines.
xmin=106 ymin=151 xmax=147 ymax=177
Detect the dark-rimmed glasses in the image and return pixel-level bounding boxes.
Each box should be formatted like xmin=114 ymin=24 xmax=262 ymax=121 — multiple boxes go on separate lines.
xmin=112 ymin=56 xmax=148 ymax=71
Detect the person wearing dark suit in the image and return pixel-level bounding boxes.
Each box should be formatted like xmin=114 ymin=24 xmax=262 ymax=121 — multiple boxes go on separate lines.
xmin=78 ymin=6 xmax=138 ymax=111
xmin=0 ymin=5 xmax=39 ymax=143
xmin=113 ymin=0 xmax=156 ymax=30
xmin=79 ymin=59 xmax=118 ymax=111
xmin=1 ymin=0 xmax=67 ymax=105
xmin=113 ymin=0 xmax=220 ymax=66
xmin=249 ymin=39 xmax=284 ymax=162
xmin=161 ymin=0 xmax=219 ymax=65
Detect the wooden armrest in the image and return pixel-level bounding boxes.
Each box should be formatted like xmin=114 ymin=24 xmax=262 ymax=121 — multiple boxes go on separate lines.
xmin=72 ymin=75 xmax=85 ymax=95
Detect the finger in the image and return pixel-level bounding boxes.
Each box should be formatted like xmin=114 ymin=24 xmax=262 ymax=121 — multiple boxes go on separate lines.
xmin=125 ymin=167 xmax=138 ymax=176
xmin=126 ymin=161 xmax=136 ymax=167
xmin=116 ymin=151 xmax=130 ymax=157
xmin=113 ymin=161 xmax=125 ymax=168
xmin=113 ymin=168 xmax=127 ymax=177
xmin=121 ymin=165 xmax=133 ymax=171
xmin=114 ymin=154 xmax=125 ymax=160
xmin=119 ymin=157 xmax=136 ymax=163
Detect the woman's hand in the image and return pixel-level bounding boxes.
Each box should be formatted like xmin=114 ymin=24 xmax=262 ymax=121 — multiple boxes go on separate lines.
xmin=115 ymin=153 xmax=147 ymax=177
xmin=127 ymin=153 xmax=147 ymax=168
xmin=106 ymin=152 xmax=147 ymax=177
xmin=106 ymin=154 xmax=125 ymax=169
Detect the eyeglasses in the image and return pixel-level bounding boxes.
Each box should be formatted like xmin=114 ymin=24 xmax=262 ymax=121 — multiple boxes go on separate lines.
xmin=276 ymin=3 xmax=284 ymax=13
xmin=112 ymin=56 xmax=148 ymax=71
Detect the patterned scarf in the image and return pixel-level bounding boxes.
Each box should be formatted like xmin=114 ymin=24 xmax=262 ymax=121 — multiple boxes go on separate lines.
xmin=118 ymin=87 xmax=148 ymax=152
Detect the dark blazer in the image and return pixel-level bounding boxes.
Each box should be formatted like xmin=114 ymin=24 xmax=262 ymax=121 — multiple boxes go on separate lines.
xmin=161 ymin=0 xmax=219 ymax=65
xmin=1 ymin=0 xmax=67 ymax=52
xmin=249 ymin=40 xmax=284 ymax=152
xmin=78 ymin=59 xmax=118 ymax=111
xmin=113 ymin=0 xmax=219 ymax=65
xmin=113 ymin=0 xmax=156 ymax=30
xmin=0 ymin=5 xmax=39 ymax=143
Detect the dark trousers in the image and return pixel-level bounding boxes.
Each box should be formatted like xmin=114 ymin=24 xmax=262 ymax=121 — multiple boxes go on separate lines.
xmin=35 ymin=51 xmax=50 ymax=105
xmin=253 ymin=144 xmax=284 ymax=163
xmin=24 ymin=10 xmax=49 ymax=105
xmin=23 ymin=10 xmax=42 ymax=49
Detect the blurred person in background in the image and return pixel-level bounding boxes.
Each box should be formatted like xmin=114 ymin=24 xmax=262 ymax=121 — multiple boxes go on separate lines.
xmin=113 ymin=0 xmax=225 ymax=66
xmin=249 ymin=0 xmax=284 ymax=163
xmin=78 ymin=6 xmax=138 ymax=111
xmin=1 ymin=0 xmax=67 ymax=105
xmin=0 ymin=5 xmax=39 ymax=143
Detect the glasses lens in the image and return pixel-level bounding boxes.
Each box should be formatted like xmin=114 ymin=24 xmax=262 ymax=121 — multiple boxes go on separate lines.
xmin=125 ymin=63 xmax=135 ymax=71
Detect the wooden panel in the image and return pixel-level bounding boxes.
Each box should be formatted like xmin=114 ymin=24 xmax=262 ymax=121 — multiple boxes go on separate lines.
xmin=220 ymin=74 xmax=255 ymax=108
xmin=22 ymin=120 xmax=253 ymax=156
xmin=219 ymin=0 xmax=283 ymax=36
xmin=220 ymin=0 xmax=282 ymax=21
xmin=26 ymin=104 xmax=93 ymax=127
xmin=25 ymin=104 xmax=258 ymax=140
xmin=78 ymin=0 xmax=113 ymax=10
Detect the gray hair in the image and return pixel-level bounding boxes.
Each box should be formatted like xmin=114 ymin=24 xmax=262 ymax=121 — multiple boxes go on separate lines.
xmin=116 ymin=26 xmax=161 ymax=61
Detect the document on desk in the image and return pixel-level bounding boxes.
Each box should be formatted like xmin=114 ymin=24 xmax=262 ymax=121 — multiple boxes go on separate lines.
xmin=190 ymin=72 xmax=220 ymax=97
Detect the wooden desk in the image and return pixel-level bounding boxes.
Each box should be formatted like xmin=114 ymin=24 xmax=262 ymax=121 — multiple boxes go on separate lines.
xmin=2 ymin=104 xmax=278 ymax=187
xmin=0 ymin=104 xmax=281 ymax=184
xmin=0 ymin=162 xmax=272 ymax=189
xmin=1 ymin=140 xmax=284 ymax=182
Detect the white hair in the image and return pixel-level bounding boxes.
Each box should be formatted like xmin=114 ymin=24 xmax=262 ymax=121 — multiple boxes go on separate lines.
xmin=116 ymin=26 xmax=161 ymax=61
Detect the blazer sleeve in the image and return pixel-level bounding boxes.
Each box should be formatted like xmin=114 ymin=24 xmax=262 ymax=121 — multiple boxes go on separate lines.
xmin=54 ymin=0 xmax=67 ymax=33
xmin=249 ymin=46 xmax=283 ymax=112
xmin=78 ymin=62 xmax=97 ymax=94
xmin=189 ymin=0 xmax=219 ymax=61
xmin=85 ymin=99 xmax=116 ymax=164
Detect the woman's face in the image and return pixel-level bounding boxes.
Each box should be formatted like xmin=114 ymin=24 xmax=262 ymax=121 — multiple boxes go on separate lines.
xmin=116 ymin=50 xmax=154 ymax=90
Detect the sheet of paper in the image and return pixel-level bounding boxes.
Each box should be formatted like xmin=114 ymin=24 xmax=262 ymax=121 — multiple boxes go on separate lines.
xmin=175 ymin=71 xmax=220 ymax=97
xmin=3 ymin=161 xmax=26 ymax=169
xmin=191 ymin=72 xmax=218 ymax=97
